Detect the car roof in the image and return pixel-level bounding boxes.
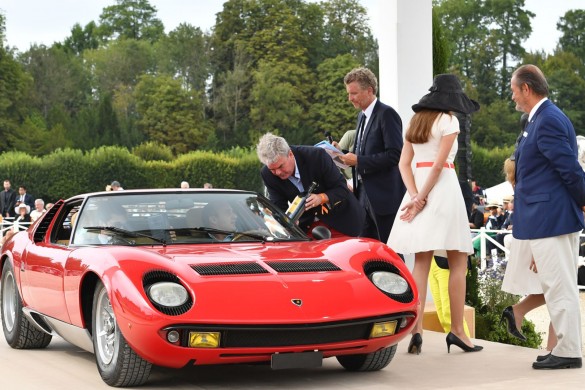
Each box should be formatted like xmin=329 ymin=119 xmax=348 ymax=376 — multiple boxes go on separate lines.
xmin=64 ymin=188 xmax=256 ymax=203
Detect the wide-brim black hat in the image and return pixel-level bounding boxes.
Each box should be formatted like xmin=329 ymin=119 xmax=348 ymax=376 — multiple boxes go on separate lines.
xmin=412 ymin=74 xmax=480 ymax=115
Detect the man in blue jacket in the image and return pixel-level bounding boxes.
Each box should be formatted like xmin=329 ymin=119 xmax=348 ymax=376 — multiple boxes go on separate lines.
xmin=511 ymin=64 xmax=584 ymax=369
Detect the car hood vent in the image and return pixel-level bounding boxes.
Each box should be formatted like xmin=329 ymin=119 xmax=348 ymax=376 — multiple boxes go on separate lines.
xmin=192 ymin=262 xmax=270 ymax=276
xmin=191 ymin=260 xmax=341 ymax=276
xmin=265 ymin=260 xmax=341 ymax=273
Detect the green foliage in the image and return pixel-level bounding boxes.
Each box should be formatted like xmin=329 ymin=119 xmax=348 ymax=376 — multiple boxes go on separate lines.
xmin=557 ymin=10 xmax=585 ymax=64
xmin=97 ymin=0 xmax=164 ymax=43
xmin=132 ymin=141 xmax=173 ymax=162
xmin=432 ymin=8 xmax=450 ymax=75
xmin=467 ymin=256 xmax=543 ymax=348
xmin=134 ymin=74 xmax=211 ymax=154
xmin=310 ymin=54 xmax=360 ymax=141
xmin=470 ymin=142 xmax=514 ymax=187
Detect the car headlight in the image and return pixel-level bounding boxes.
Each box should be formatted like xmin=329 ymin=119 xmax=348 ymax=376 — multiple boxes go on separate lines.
xmin=370 ymin=271 xmax=409 ymax=295
xmin=147 ymin=282 xmax=189 ymax=307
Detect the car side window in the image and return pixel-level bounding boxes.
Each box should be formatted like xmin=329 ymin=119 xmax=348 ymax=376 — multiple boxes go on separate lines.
xmin=51 ymin=203 xmax=82 ymax=245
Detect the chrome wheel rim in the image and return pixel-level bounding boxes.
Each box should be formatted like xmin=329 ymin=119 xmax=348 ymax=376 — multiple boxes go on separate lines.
xmin=1 ymin=270 xmax=16 ymax=332
xmin=95 ymin=288 xmax=117 ymax=365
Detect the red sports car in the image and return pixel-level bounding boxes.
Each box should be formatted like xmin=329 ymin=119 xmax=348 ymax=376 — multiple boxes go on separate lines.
xmin=1 ymin=189 xmax=418 ymax=387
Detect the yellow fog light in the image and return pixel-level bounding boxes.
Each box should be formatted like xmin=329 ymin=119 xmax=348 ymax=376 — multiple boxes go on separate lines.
xmin=370 ymin=321 xmax=397 ymax=338
xmin=189 ymin=332 xmax=221 ymax=348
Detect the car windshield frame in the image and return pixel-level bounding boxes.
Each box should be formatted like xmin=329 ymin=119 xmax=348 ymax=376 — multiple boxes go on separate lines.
xmin=69 ymin=191 xmax=309 ymax=246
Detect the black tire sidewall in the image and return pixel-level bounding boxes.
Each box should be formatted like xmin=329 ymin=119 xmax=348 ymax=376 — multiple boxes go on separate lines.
xmin=1 ymin=260 xmax=21 ymax=346
xmin=91 ymin=280 xmax=122 ymax=384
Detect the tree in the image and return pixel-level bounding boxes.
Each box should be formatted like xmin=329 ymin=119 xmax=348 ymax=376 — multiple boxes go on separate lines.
xmin=61 ymin=22 xmax=100 ymax=55
xmin=309 ymin=54 xmax=360 ymax=141
xmin=97 ymin=0 xmax=164 ymax=43
xmin=485 ymin=0 xmax=534 ymax=98
xmin=249 ymin=59 xmax=314 ymax=145
xmin=432 ymin=7 xmax=450 ymax=75
xmin=557 ymin=10 xmax=585 ymax=64
xmin=154 ymin=23 xmax=210 ymax=93
xmin=20 ymin=45 xmax=90 ymax=119
xmin=320 ymin=0 xmax=379 ymax=71
xmin=434 ymin=0 xmax=490 ymax=78
xmin=211 ymin=44 xmax=253 ymax=150
xmin=543 ymin=50 xmax=585 ymax=134
xmin=84 ymin=38 xmax=155 ymax=96
xmin=134 ymin=74 xmax=210 ymax=154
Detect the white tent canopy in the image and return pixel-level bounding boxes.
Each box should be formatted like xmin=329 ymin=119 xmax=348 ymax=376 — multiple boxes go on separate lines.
xmin=484 ymin=181 xmax=514 ymax=205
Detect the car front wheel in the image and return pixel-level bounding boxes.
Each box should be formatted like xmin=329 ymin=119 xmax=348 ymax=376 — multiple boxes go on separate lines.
xmin=92 ymin=281 xmax=152 ymax=387
xmin=1 ymin=260 xmax=52 ymax=349
xmin=336 ymin=344 xmax=397 ymax=371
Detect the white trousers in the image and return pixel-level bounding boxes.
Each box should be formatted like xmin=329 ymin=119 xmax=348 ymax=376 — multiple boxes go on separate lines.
xmin=517 ymin=232 xmax=583 ymax=358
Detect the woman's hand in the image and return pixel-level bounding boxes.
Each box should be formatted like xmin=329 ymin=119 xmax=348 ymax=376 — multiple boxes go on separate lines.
xmin=400 ymin=197 xmax=425 ymax=223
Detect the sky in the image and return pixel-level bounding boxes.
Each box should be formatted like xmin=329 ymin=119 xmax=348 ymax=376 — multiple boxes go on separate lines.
xmin=1 ymin=0 xmax=584 ymax=54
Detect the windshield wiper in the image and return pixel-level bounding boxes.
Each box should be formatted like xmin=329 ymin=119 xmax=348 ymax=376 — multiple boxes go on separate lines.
xmin=180 ymin=227 xmax=271 ymax=242
xmin=83 ymin=226 xmax=167 ymax=245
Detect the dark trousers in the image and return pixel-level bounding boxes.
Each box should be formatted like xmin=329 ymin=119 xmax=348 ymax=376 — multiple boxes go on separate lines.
xmin=356 ymin=183 xmax=395 ymax=243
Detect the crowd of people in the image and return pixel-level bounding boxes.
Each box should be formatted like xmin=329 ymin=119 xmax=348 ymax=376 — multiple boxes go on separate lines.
xmin=256 ymin=65 xmax=583 ymax=368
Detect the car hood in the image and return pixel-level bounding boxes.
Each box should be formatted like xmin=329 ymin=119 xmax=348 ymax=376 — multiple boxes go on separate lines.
xmin=142 ymin=238 xmax=415 ymax=324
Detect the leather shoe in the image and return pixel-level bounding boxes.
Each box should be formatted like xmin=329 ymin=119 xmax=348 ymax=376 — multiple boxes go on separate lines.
xmin=536 ymin=352 xmax=551 ymax=362
xmin=532 ymin=355 xmax=582 ymax=369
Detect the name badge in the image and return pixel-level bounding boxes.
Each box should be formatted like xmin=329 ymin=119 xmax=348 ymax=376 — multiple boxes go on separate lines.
xmin=523 ymin=131 xmax=528 ymax=137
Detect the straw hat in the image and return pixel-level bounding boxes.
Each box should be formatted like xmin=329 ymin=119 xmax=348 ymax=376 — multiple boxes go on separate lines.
xmin=15 ymin=204 xmax=31 ymax=214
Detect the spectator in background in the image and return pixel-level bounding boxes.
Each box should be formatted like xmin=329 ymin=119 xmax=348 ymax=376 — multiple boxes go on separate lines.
xmin=469 ymin=201 xmax=484 ymax=230
xmin=332 ymin=129 xmax=356 ymax=183
xmin=45 ymin=203 xmax=54 ymax=211
xmin=203 ymin=182 xmax=213 ymax=189
xmin=181 ymin=181 xmax=190 ymax=189
xmin=111 ymin=181 xmax=124 ymax=191
xmin=15 ymin=185 xmax=35 ymax=210
xmin=1 ymin=179 xmax=17 ymax=218
xmin=30 ymin=198 xmax=46 ymax=222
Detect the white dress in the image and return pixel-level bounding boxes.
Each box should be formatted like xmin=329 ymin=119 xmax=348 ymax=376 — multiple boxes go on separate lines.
xmin=387 ymin=114 xmax=473 ymax=257
xmin=500 ymin=237 xmax=543 ymax=295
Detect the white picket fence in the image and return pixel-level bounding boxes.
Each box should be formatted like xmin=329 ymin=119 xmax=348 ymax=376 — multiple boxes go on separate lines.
xmin=471 ymin=227 xmax=585 ymax=290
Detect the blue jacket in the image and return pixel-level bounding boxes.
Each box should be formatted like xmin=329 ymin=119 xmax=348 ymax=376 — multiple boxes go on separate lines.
xmin=513 ymin=99 xmax=585 ymax=239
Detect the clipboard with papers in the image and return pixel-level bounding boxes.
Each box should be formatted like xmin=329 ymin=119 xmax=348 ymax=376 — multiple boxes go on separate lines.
xmin=314 ymin=140 xmax=349 ymax=169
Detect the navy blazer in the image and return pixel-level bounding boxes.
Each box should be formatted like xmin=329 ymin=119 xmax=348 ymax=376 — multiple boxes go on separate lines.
xmin=513 ymin=100 xmax=585 ymax=239
xmin=261 ymin=146 xmax=365 ymax=236
xmin=352 ymin=100 xmax=405 ymax=216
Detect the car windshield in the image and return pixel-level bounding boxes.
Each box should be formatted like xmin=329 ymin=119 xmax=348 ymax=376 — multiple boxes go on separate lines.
xmin=71 ymin=192 xmax=308 ymax=246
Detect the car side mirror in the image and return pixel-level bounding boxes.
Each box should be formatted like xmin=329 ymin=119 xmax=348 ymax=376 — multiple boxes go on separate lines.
xmin=311 ymin=225 xmax=331 ymax=240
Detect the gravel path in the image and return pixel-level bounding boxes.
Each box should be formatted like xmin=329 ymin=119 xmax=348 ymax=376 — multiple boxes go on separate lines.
xmin=524 ymin=291 xmax=585 ymax=354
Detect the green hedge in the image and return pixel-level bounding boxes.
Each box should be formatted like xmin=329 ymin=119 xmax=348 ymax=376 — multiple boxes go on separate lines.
xmin=0 ymin=142 xmax=509 ymax=204
xmin=0 ymin=146 xmax=264 ymax=203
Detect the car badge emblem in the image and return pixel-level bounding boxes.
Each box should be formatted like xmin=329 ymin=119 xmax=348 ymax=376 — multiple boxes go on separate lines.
xmin=291 ymin=299 xmax=302 ymax=307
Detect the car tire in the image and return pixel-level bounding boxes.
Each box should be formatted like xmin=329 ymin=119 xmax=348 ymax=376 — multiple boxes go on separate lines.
xmin=1 ymin=260 xmax=52 ymax=349
xmin=336 ymin=344 xmax=397 ymax=371
xmin=92 ymin=280 xmax=152 ymax=387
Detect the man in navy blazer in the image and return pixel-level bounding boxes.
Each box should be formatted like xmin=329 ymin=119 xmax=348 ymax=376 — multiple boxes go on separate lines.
xmin=257 ymin=133 xmax=365 ymax=237
xmin=340 ymin=67 xmax=405 ymax=243
xmin=512 ymin=64 xmax=584 ymax=370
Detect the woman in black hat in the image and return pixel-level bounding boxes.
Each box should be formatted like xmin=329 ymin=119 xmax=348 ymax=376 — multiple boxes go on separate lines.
xmin=387 ymin=74 xmax=482 ymax=354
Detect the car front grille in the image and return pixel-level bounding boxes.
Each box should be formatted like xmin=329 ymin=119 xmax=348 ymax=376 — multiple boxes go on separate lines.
xmin=166 ymin=314 xmax=411 ymax=348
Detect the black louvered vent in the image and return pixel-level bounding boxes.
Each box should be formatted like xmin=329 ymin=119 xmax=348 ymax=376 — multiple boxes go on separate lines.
xmin=265 ymin=260 xmax=341 ymax=273
xmin=33 ymin=200 xmax=64 ymax=243
xmin=191 ymin=262 xmax=269 ymax=276
xmin=143 ymin=270 xmax=193 ymax=316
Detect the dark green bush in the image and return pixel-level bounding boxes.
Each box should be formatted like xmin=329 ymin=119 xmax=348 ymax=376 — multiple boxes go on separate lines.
xmin=467 ymin=256 xmax=543 ymax=348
